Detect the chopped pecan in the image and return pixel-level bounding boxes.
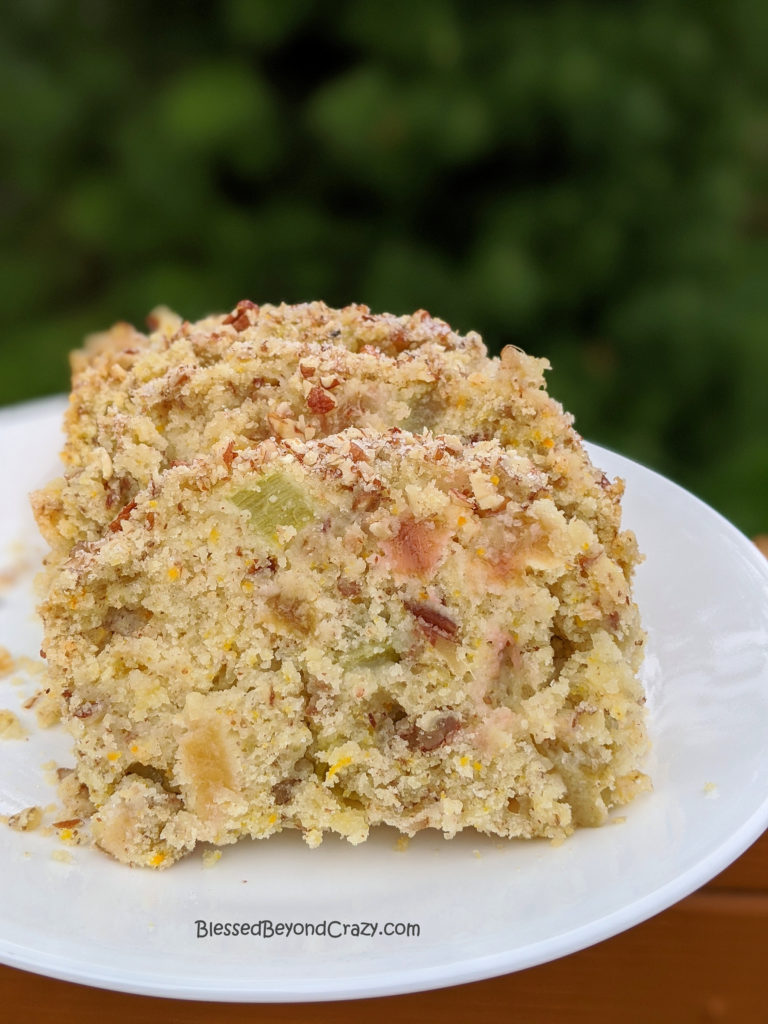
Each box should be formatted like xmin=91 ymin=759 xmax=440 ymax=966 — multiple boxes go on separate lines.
xmin=299 ymin=363 xmax=315 ymax=379
xmin=72 ymin=701 xmax=104 ymax=720
xmin=384 ymin=517 xmax=449 ymax=577
xmin=108 ymin=500 xmax=137 ymax=533
xmin=605 ymin=610 xmax=621 ymax=632
xmin=52 ymin=818 xmax=82 ymax=829
xmin=223 ymin=300 xmax=258 ymax=329
xmin=306 ymin=386 xmax=336 ymax=414
xmin=271 ymin=779 xmax=297 ymax=805
xmin=222 ymin=441 xmax=237 ymax=469
xmin=577 ymin=550 xmax=603 ymax=574
xmin=405 ymin=601 xmax=458 ymax=643
xmin=400 ymin=713 xmax=461 ymax=752
xmin=267 ymin=594 xmax=315 ymax=634
xmin=390 ymin=326 xmax=410 ymax=353
xmin=337 ymin=577 xmax=361 ymax=597
xmin=348 ymin=441 xmax=368 ymax=463
xmin=104 ymin=474 xmax=132 ymax=511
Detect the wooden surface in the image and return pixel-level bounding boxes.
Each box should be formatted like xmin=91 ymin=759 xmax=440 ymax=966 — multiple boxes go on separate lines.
xmin=2 ymin=828 xmax=766 ymax=1023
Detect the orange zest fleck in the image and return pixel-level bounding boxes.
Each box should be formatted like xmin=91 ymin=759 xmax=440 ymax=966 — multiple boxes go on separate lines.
xmin=326 ymin=755 xmax=352 ymax=780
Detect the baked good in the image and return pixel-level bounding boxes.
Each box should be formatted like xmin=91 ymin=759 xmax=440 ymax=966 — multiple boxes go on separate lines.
xmin=40 ymin=428 xmax=648 ymax=868
xmin=34 ymin=302 xmax=649 ymax=866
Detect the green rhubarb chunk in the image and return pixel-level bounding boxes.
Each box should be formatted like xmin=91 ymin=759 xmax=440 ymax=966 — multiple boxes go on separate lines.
xmin=341 ymin=641 xmax=401 ymax=670
xmin=230 ymin=472 xmax=316 ymax=536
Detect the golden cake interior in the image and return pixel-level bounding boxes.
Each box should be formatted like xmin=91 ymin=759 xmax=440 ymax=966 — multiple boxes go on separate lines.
xmin=40 ymin=427 xmax=649 ymax=868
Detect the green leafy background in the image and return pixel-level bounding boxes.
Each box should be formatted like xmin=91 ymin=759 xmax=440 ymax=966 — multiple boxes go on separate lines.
xmin=2 ymin=1 xmax=766 ymax=533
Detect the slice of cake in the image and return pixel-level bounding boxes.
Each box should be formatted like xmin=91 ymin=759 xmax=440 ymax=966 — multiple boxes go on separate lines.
xmin=31 ymin=301 xmax=629 ymax=582
xmin=40 ymin=429 xmax=648 ymax=868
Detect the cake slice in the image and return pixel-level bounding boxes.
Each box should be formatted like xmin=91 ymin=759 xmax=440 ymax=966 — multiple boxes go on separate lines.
xmin=40 ymin=429 xmax=648 ymax=868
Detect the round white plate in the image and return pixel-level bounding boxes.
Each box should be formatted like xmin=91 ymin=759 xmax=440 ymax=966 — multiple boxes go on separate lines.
xmin=1 ymin=396 xmax=767 ymax=1002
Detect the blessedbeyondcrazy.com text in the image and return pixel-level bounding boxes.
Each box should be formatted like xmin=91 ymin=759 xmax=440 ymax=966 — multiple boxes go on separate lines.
xmin=195 ymin=919 xmax=420 ymax=939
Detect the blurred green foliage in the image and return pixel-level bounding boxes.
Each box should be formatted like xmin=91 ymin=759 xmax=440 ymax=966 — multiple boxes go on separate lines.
xmin=1 ymin=0 xmax=767 ymax=532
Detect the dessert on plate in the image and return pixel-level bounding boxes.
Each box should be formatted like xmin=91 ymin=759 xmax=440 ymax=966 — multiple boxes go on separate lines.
xmin=33 ymin=302 xmax=649 ymax=867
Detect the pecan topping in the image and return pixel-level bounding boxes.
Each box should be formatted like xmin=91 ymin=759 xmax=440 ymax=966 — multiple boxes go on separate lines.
xmin=390 ymin=326 xmax=410 ymax=353
xmin=52 ymin=818 xmax=82 ymax=829
xmin=384 ymin=517 xmax=448 ymax=578
xmin=400 ymin=713 xmax=461 ymax=752
xmin=72 ymin=701 xmax=104 ymax=720
xmin=222 ymin=441 xmax=236 ymax=469
xmin=271 ymin=779 xmax=297 ymax=805
xmin=223 ymin=300 xmax=259 ymax=330
xmin=108 ymin=500 xmax=137 ymax=533
xmin=348 ymin=441 xmax=368 ymax=463
xmin=306 ymin=386 xmax=336 ymax=414
xmin=337 ymin=577 xmax=361 ymax=597
xmin=405 ymin=601 xmax=458 ymax=643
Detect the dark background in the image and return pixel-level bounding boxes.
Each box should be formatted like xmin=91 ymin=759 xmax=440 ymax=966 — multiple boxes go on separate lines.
xmin=2 ymin=0 xmax=766 ymax=533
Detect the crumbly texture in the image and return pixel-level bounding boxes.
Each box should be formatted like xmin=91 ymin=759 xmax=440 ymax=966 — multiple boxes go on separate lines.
xmin=0 ymin=646 xmax=14 ymax=676
xmin=0 ymin=709 xmax=26 ymax=740
xmin=5 ymin=806 xmax=43 ymax=832
xmin=31 ymin=301 xmax=628 ymax=579
xmin=40 ymin=429 xmax=648 ymax=868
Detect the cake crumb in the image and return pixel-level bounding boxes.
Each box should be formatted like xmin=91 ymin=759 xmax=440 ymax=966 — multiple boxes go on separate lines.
xmin=612 ymin=816 xmax=627 ymax=826
xmin=0 ymin=647 xmax=14 ymax=676
xmin=703 ymin=782 xmax=719 ymax=799
xmin=5 ymin=806 xmax=43 ymax=832
xmin=34 ymin=688 xmax=61 ymax=728
xmin=15 ymin=656 xmax=45 ymax=677
xmin=0 ymin=552 xmax=33 ymax=594
xmin=472 ymin=848 xmax=481 ymax=859
xmin=202 ymin=849 xmax=222 ymax=868
xmin=51 ymin=849 xmax=73 ymax=864
xmin=394 ymin=836 xmax=410 ymax=852
xmin=0 ymin=709 xmax=26 ymax=739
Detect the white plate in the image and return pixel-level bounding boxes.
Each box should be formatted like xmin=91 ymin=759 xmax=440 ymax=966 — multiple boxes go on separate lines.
xmin=1 ymin=396 xmax=767 ymax=1002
